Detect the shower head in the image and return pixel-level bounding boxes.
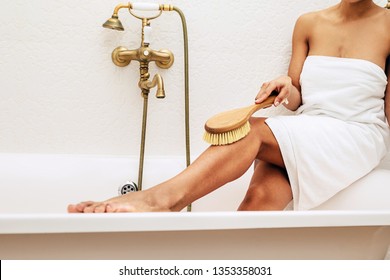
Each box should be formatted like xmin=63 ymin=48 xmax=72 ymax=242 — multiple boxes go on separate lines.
xmin=102 ymin=15 xmax=124 ymax=31
xmin=102 ymin=2 xmax=174 ymax=31
xmin=102 ymin=3 xmax=130 ymax=31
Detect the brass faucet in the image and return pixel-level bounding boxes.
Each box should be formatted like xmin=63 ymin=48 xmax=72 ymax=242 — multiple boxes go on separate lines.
xmin=102 ymin=3 xmax=191 ymax=212
xmin=102 ymin=3 xmax=177 ymax=193
xmin=109 ymin=17 xmax=174 ymax=98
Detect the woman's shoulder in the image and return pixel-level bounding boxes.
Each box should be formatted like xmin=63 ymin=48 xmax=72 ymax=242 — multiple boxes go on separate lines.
xmin=295 ymin=8 xmax=330 ymax=26
xmin=374 ymin=5 xmax=390 ymax=20
xmin=377 ymin=7 xmax=390 ymax=37
xmin=384 ymin=9 xmax=390 ymax=54
xmin=297 ymin=5 xmax=390 ymax=25
xmin=294 ymin=12 xmax=317 ymax=29
xmin=385 ymin=7 xmax=390 ymax=20
xmin=296 ymin=10 xmax=319 ymax=22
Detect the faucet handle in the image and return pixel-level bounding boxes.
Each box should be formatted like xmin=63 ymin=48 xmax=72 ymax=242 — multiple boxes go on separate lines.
xmin=155 ymin=49 xmax=174 ymax=69
xmin=112 ymin=46 xmax=132 ymax=67
xmin=131 ymin=3 xmax=160 ymax=11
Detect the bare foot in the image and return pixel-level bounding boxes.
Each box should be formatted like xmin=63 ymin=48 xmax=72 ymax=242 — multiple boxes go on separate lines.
xmin=67 ymin=189 xmax=174 ymax=213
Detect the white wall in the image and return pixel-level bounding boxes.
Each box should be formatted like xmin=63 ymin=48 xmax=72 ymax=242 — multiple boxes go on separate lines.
xmin=1 ymin=0 xmax=386 ymax=157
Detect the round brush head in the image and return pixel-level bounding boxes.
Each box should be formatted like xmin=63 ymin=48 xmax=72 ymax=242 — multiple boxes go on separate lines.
xmin=203 ymin=121 xmax=251 ymax=145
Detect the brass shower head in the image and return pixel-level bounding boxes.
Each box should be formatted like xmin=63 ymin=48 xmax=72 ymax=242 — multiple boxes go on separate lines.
xmin=103 ymin=3 xmax=131 ymax=31
xmin=102 ymin=15 xmax=124 ymax=31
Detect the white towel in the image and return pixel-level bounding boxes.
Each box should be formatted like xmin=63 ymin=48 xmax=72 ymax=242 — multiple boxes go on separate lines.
xmin=266 ymin=55 xmax=390 ymax=210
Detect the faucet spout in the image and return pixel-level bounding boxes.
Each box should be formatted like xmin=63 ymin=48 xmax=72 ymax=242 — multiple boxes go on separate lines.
xmin=139 ymin=74 xmax=165 ymax=98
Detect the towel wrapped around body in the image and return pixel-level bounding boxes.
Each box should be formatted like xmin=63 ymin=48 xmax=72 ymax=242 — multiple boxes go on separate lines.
xmin=265 ymin=55 xmax=390 ymax=210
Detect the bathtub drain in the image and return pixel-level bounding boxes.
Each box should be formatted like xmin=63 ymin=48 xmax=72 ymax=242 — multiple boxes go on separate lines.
xmin=119 ymin=181 xmax=139 ymax=195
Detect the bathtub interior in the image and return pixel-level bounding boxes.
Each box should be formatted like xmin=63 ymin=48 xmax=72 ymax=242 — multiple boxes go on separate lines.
xmin=0 ymin=152 xmax=390 ymax=214
xmin=0 ymin=153 xmax=252 ymax=213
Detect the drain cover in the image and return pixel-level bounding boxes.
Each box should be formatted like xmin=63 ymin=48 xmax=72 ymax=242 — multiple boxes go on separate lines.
xmin=119 ymin=181 xmax=138 ymax=195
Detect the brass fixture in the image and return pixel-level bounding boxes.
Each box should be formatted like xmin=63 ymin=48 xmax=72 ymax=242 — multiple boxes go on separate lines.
xmin=103 ymin=3 xmax=191 ymax=211
xmin=102 ymin=3 xmax=173 ymax=31
xmin=139 ymin=73 xmax=165 ymax=98
xmin=111 ymin=46 xmax=174 ymax=71
xmin=105 ymin=14 xmax=174 ymax=97
xmin=102 ymin=3 xmax=130 ymax=30
xmin=102 ymin=16 xmax=124 ymax=31
xmin=387 ymin=0 xmax=390 ymax=9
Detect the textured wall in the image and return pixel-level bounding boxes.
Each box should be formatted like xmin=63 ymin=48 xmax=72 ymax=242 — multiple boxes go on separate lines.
xmin=4 ymin=0 xmax=385 ymax=157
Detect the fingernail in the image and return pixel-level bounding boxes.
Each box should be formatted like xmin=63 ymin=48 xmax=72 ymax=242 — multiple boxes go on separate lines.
xmin=274 ymin=101 xmax=280 ymax=107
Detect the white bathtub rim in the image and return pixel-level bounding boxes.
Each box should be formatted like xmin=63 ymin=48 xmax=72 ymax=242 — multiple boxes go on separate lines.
xmin=1 ymin=211 xmax=390 ymax=234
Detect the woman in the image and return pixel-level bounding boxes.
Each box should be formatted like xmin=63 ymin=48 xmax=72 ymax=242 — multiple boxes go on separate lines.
xmin=68 ymin=0 xmax=390 ymax=213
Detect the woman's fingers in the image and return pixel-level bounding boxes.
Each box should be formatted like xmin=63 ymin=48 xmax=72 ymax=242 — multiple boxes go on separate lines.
xmin=256 ymin=77 xmax=292 ymax=107
xmin=255 ymin=82 xmax=275 ymax=104
xmin=273 ymin=86 xmax=290 ymax=107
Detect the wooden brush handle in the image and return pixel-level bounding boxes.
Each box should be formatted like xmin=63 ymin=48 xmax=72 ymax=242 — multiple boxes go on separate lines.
xmin=205 ymin=92 xmax=277 ymax=134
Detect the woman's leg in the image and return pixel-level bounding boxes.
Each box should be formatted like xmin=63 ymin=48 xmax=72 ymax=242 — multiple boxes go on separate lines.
xmin=67 ymin=118 xmax=286 ymax=213
xmin=238 ymin=160 xmax=292 ymax=211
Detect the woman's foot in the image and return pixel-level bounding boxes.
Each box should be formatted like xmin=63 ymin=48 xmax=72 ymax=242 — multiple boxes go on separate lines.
xmin=67 ymin=189 xmax=175 ymax=213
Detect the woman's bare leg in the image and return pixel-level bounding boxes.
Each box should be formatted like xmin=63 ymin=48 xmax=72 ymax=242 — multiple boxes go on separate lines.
xmin=67 ymin=118 xmax=286 ymax=213
xmin=238 ymin=160 xmax=292 ymax=211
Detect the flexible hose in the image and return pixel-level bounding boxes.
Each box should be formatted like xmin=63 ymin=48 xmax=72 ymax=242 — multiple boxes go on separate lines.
xmin=137 ymin=95 xmax=149 ymax=191
xmin=134 ymin=6 xmax=191 ymax=211
xmin=173 ymin=6 xmax=192 ymax=212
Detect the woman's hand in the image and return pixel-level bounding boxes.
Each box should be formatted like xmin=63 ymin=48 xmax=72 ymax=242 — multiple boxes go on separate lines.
xmin=255 ymin=76 xmax=302 ymax=111
xmin=255 ymin=76 xmax=293 ymax=106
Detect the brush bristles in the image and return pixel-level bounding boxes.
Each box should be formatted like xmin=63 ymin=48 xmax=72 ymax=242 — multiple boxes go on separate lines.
xmin=203 ymin=122 xmax=251 ymax=145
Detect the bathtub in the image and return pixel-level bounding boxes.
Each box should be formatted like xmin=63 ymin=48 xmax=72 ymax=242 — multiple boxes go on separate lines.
xmin=0 ymin=153 xmax=390 ymax=260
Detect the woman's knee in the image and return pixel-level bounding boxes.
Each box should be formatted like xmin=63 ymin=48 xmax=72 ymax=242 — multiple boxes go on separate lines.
xmin=239 ymin=186 xmax=290 ymax=210
xmin=248 ymin=117 xmax=267 ymax=133
xmin=238 ymin=164 xmax=292 ymax=211
xmin=240 ymin=184 xmax=272 ymax=208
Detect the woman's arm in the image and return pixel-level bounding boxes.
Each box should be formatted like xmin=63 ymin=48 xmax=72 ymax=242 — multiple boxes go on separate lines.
xmin=385 ymin=56 xmax=390 ymax=124
xmin=255 ymin=13 xmax=313 ymax=111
